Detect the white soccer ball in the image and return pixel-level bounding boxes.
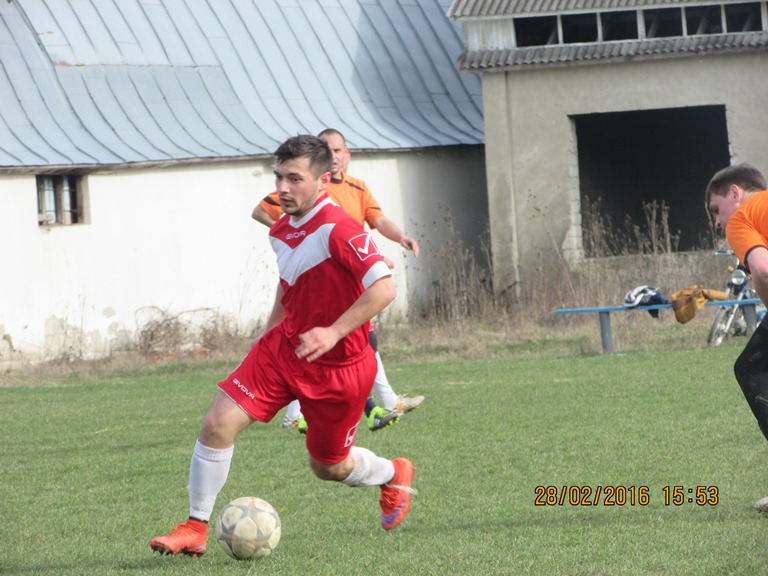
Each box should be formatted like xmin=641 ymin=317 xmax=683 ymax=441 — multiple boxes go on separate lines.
xmin=215 ymin=497 xmax=281 ymax=561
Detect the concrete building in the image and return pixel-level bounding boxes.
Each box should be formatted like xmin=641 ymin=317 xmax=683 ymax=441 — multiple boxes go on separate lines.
xmin=449 ymin=0 xmax=768 ymax=298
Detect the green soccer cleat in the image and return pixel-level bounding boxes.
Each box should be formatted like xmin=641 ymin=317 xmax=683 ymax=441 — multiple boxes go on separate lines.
xmin=281 ymin=415 xmax=301 ymax=430
xmin=297 ymin=417 xmax=308 ymax=435
xmin=367 ymin=406 xmax=399 ymax=431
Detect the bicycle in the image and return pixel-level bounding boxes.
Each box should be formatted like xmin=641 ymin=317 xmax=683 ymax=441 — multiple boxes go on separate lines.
xmin=707 ymin=251 xmax=766 ymax=347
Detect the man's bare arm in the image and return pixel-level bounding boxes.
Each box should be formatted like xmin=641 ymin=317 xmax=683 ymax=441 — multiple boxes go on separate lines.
xmin=252 ymin=203 xmax=277 ymax=227
xmin=295 ymin=276 xmax=396 ymax=363
xmin=372 ymin=215 xmax=420 ymax=257
xmin=747 ymin=246 xmax=768 ymax=305
xmin=265 ymin=283 xmax=285 ymax=332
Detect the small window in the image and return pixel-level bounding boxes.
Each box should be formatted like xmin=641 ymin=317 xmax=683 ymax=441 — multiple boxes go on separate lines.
xmin=644 ymin=8 xmax=684 ymax=38
xmin=562 ymin=13 xmax=598 ymax=44
xmin=725 ymin=3 xmax=762 ymax=32
xmin=37 ymin=175 xmax=84 ymax=225
xmin=601 ymin=11 xmax=639 ymax=41
xmin=685 ymin=5 xmax=723 ymax=35
xmin=514 ymin=16 xmax=558 ymax=47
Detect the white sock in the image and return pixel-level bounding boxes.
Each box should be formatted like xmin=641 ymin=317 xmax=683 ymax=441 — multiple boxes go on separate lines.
xmin=373 ymin=353 xmax=399 ymax=410
xmin=188 ymin=439 xmax=234 ymax=522
xmin=341 ymin=446 xmax=395 ymax=487
xmin=286 ymin=399 xmax=303 ymax=420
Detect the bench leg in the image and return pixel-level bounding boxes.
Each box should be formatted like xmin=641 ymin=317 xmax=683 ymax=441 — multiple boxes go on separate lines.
xmin=599 ymin=311 xmax=613 ymax=354
xmin=744 ymin=303 xmax=757 ymax=336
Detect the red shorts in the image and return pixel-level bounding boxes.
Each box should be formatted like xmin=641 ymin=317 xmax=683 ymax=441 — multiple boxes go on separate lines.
xmin=218 ymin=326 xmax=376 ymax=464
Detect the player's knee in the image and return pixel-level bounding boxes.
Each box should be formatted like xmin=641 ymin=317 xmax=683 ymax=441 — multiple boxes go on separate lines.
xmin=308 ymin=456 xmax=349 ymax=482
xmin=200 ymin=409 xmax=237 ymax=447
xmin=309 ymin=459 xmax=334 ymax=481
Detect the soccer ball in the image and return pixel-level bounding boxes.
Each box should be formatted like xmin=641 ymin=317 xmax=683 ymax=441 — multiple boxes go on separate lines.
xmin=215 ymin=497 xmax=281 ymax=560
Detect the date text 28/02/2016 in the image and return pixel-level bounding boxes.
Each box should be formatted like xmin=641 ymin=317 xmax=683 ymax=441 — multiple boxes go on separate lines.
xmin=534 ymin=485 xmax=719 ymax=507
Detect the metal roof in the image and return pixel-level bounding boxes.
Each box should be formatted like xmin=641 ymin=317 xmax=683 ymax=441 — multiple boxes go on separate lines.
xmin=458 ymin=31 xmax=768 ymax=70
xmin=0 ymin=0 xmax=483 ymax=169
xmin=448 ymin=0 xmax=726 ymax=18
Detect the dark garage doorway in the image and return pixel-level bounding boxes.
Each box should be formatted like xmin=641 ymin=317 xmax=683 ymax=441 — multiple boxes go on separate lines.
xmin=574 ymin=105 xmax=730 ymax=256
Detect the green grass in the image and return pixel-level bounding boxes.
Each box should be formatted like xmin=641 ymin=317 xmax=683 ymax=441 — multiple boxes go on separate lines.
xmin=3 ymin=343 xmax=768 ymax=575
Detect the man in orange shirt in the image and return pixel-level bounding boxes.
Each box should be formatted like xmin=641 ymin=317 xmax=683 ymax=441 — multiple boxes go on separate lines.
xmin=707 ymin=162 xmax=768 ymax=511
xmin=253 ymin=128 xmax=424 ymax=431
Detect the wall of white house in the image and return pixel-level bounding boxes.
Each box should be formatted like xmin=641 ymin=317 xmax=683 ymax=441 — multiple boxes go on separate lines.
xmin=482 ymin=51 xmax=768 ymax=297
xmin=1 ymin=145 xmax=487 ymax=364
xmin=349 ymin=144 xmax=489 ymax=304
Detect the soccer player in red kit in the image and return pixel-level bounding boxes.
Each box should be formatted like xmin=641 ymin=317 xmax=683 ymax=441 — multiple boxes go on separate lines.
xmin=253 ymin=128 xmax=424 ymax=432
xmin=150 ymin=135 xmax=415 ymax=558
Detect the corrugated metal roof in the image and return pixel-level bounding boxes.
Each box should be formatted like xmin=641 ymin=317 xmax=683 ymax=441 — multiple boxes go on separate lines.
xmin=448 ymin=0 xmax=723 ymax=18
xmin=0 ymin=0 xmax=483 ymax=169
xmin=457 ymin=31 xmax=768 ymax=70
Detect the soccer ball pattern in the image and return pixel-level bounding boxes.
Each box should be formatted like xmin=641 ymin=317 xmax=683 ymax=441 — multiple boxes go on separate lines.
xmin=215 ymin=497 xmax=281 ymax=560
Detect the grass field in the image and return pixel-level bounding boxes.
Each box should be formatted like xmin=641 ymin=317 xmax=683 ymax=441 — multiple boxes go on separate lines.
xmin=3 ymin=340 xmax=768 ymax=575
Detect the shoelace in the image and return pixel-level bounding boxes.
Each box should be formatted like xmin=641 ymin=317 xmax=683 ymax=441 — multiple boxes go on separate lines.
xmin=384 ymin=484 xmax=419 ymax=495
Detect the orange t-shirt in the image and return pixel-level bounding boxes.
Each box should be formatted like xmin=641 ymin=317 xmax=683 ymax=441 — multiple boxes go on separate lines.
xmin=259 ymin=171 xmax=384 ymax=228
xmin=726 ymin=190 xmax=768 ymax=270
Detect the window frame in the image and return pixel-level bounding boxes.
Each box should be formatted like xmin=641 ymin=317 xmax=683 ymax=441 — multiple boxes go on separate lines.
xmin=37 ymin=174 xmax=85 ymax=226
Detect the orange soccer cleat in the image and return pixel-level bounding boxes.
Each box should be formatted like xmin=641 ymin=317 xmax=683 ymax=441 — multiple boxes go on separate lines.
xmin=150 ymin=519 xmax=207 ymax=557
xmin=379 ymin=458 xmax=416 ymax=530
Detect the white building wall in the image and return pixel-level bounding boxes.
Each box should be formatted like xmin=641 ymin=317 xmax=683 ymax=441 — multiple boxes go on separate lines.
xmin=1 ymin=146 xmax=486 ymax=363
xmin=3 ymin=162 xmax=277 ymax=362
xmin=350 ymin=145 xmax=489 ymax=304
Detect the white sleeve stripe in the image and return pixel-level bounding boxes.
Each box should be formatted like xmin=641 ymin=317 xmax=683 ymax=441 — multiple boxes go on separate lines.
xmin=361 ymin=260 xmax=392 ymax=289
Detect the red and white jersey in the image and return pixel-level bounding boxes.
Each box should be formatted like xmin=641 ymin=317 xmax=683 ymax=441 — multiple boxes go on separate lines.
xmin=269 ymin=194 xmax=392 ymax=363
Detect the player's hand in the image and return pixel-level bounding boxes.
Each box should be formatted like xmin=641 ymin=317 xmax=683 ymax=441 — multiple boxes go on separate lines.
xmin=383 ymin=256 xmax=395 ymax=269
xmin=295 ymin=327 xmax=339 ymax=363
xmin=401 ymin=235 xmax=420 ymax=257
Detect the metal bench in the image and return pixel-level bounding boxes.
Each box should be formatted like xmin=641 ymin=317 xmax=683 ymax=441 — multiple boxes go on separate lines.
xmin=554 ymin=299 xmax=761 ymax=354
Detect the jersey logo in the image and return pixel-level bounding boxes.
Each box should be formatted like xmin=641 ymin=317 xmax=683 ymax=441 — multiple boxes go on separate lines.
xmin=349 ymin=233 xmax=380 ymax=260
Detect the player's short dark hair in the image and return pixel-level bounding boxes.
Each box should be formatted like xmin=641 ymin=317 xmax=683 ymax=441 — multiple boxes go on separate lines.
xmin=706 ymin=163 xmax=767 ymax=200
xmin=274 ymin=135 xmax=332 ymax=177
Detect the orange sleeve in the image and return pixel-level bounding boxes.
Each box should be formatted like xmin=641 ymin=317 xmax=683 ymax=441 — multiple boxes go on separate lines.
xmin=726 ymin=191 xmax=768 ymax=269
xmin=327 ymin=173 xmax=384 ymax=228
xmin=360 ymin=182 xmax=385 ymax=229
xmin=259 ymin=191 xmax=284 ymax=222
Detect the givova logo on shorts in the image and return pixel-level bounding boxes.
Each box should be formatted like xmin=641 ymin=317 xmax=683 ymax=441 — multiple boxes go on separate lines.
xmin=232 ymin=378 xmax=255 ymax=400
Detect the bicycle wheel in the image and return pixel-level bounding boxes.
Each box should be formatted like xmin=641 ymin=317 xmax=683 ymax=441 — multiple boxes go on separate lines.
xmin=707 ymin=306 xmax=741 ymax=347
